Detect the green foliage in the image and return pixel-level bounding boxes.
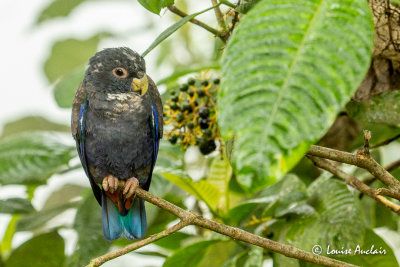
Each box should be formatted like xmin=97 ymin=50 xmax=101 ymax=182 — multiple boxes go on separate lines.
xmin=5 ymin=231 xmax=65 ymax=267
xmin=0 ymin=116 xmax=70 ymax=139
xmin=218 ymin=0 xmax=374 ymax=192
xmin=347 ymin=91 xmax=400 ymax=126
xmin=138 ymin=0 xmax=174 ymax=15
xmin=3 ymin=0 xmax=398 ymax=266
xmin=161 ymin=172 xmax=221 ymax=212
xmin=0 ymin=198 xmax=34 ymax=214
xmin=44 ymin=33 xmax=109 ymax=83
xmin=163 ymin=239 xmax=226 ymax=267
xmin=0 ymin=132 xmax=75 ymax=185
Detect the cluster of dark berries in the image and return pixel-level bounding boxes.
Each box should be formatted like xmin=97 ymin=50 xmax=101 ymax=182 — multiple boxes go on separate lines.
xmin=164 ymin=72 xmax=221 ymax=155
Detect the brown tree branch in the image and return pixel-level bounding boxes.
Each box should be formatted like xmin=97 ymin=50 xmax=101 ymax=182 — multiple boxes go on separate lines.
xmin=308 ymin=156 xmax=400 ymax=214
xmin=362 ymin=159 xmax=400 ymax=185
xmin=307 ymin=145 xmax=400 ymax=192
xmin=87 ymin=187 xmax=357 ymax=267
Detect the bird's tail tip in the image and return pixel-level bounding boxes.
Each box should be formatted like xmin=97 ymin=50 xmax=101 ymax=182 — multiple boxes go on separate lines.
xmin=102 ymin=192 xmax=146 ymax=241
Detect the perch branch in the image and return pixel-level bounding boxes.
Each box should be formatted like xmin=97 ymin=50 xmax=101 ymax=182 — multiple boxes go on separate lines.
xmin=88 ymin=187 xmax=357 ymax=267
xmin=308 ymin=156 xmax=400 ymax=214
xmin=362 ymin=159 xmax=400 ymax=185
xmin=167 ymin=6 xmax=223 ymax=39
xmin=307 ymin=145 xmax=400 ymax=192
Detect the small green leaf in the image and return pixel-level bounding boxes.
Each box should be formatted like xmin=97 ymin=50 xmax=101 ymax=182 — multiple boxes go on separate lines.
xmin=0 ymin=198 xmax=34 ymax=214
xmin=0 ymin=116 xmax=70 ymax=139
xmin=219 ymin=0 xmax=374 ymax=192
xmin=142 ymin=4 xmax=218 ymax=57
xmin=67 ymin=193 xmax=111 ymax=266
xmin=207 ymin=155 xmax=232 ymax=212
xmin=6 ymin=231 xmax=65 ymax=267
xmin=138 ymin=0 xmax=174 ymax=15
xmin=161 ymin=172 xmax=221 ymax=212
xmin=36 ymin=0 xmax=86 ymax=24
xmin=163 ymin=239 xmax=224 ymax=267
xmin=53 ymin=65 xmax=86 ymax=108
xmin=44 ymin=33 xmax=110 ymax=83
xmin=0 ymin=132 xmax=75 ymax=185
xmin=346 ymin=91 xmax=400 ymax=126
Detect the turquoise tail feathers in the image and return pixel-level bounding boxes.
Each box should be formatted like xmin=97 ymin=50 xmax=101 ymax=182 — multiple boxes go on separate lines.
xmin=101 ymin=192 xmax=147 ymax=241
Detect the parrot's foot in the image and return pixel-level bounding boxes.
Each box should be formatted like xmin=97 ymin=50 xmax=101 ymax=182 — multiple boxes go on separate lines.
xmin=123 ymin=177 xmax=139 ymax=198
xmin=102 ymin=174 xmax=119 ymax=193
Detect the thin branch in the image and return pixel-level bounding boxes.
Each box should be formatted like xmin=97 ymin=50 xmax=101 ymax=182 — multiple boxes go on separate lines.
xmin=220 ymin=0 xmax=236 ymax=8
xmin=362 ymin=159 xmax=400 ymax=184
xmin=87 ymin=219 xmax=191 ymax=267
xmin=307 ymin=145 xmax=400 ymax=192
xmin=88 ymin=187 xmax=358 ymax=267
xmin=167 ymin=6 xmax=222 ymax=38
xmin=211 ymin=0 xmax=228 ymax=32
xmin=376 ymin=188 xmax=400 ymax=201
xmin=308 ymin=156 xmax=400 ymax=214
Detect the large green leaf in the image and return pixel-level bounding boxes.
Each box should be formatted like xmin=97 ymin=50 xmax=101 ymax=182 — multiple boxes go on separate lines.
xmin=0 ymin=198 xmax=34 ymax=214
xmin=0 ymin=132 xmax=75 ymax=185
xmin=218 ymin=0 xmax=374 ymax=192
xmin=337 ymin=228 xmax=398 ymax=267
xmin=228 ymin=174 xmax=307 ymax=225
xmin=44 ymin=33 xmax=109 ymax=83
xmin=138 ymin=0 xmax=174 ymax=15
xmin=5 ymin=231 xmax=65 ymax=267
xmin=67 ymin=193 xmax=111 ymax=266
xmin=275 ymin=177 xmax=365 ymax=262
xmin=0 ymin=116 xmax=69 ymax=139
xmin=346 ymin=91 xmax=400 ymax=126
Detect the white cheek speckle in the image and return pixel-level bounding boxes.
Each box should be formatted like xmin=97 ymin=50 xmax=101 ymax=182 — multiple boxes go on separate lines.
xmin=106 ymin=93 xmax=132 ymax=101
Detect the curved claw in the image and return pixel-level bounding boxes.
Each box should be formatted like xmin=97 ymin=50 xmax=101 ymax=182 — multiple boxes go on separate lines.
xmin=123 ymin=177 xmax=139 ymax=199
xmin=102 ymin=175 xmax=119 ymax=193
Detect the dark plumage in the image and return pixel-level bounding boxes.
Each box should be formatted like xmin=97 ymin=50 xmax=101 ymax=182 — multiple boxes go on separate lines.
xmin=71 ymin=47 xmax=163 ymax=240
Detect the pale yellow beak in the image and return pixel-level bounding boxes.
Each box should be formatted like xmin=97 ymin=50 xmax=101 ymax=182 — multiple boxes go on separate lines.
xmin=131 ymin=74 xmax=148 ymax=96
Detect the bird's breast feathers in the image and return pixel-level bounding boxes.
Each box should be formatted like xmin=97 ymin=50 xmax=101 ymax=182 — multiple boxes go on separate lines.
xmin=87 ymin=91 xmax=151 ymax=121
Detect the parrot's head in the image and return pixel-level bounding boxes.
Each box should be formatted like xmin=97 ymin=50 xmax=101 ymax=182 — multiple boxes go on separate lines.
xmin=84 ymin=47 xmax=148 ymax=96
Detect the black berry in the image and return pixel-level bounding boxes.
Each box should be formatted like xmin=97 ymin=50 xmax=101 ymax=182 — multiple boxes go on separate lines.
xmin=199 ymin=140 xmax=216 ymax=155
xmin=213 ymin=78 xmax=220 ymax=84
xmin=169 ymin=135 xmax=177 ymax=144
xmin=188 ymin=78 xmax=195 ymax=85
xmin=197 ymin=89 xmax=205 ymax=97
xmin=199 ymin=107 xmax=210 ymax=118
xmin=180 ymin=84 xmax=189 ymax=92
xmin=199 ymin=118 xmax=209 ymax=129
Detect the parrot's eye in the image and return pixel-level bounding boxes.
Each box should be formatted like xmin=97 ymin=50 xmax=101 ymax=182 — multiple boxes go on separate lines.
xmin=112 ymin=67 xmax=129 ymax=78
